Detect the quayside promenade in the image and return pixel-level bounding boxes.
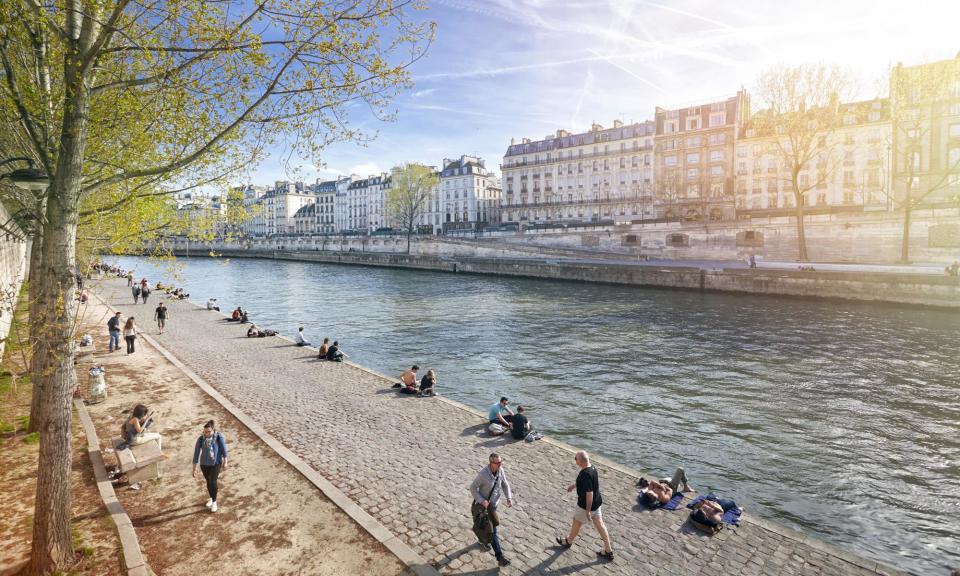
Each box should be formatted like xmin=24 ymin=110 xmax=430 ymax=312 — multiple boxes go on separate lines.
xmin=99 ymin=280 xmax=904 ymax=575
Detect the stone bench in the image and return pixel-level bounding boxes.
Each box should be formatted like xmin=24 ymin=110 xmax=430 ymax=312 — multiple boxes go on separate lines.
xmin=111 ymin=437 xmax=164 ymax=484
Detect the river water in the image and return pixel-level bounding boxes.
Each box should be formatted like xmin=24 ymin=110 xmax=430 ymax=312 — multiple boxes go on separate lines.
xmin=112 ymin=255 xmax=958 ymax=575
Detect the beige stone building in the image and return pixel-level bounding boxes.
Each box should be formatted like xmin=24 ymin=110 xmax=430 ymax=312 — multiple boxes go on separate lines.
xmin=440 ymin=155 xmax=500 ymax=232
xmin=890 ymin=53 xmax=960 ymax=209
xmin=735 ymin=99 xmax=891 ymax=213
xmin=501 ymin=120 xmax=657 ymax=227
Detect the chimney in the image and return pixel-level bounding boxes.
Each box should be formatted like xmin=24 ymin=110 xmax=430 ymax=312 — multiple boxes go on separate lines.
xmin=613 ymin=119 xmax=623 ymax=128
xmin=556 ymin=129 xmax=570 ymax=138
xmin=510 ymin=137 xmax=515 ymax=145
xmin=591 ymin=121 xmax=603 ymax=132
xmin=522 ymin=137 xmax=531 ymax=144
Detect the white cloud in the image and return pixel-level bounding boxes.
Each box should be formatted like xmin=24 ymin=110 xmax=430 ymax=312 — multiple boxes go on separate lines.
xmin=349 ymin=162 xmax=383 ymax=177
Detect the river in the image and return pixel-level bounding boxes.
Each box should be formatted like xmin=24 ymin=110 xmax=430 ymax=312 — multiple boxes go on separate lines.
xmin=111 ymin=255 xmax=959 ymax=575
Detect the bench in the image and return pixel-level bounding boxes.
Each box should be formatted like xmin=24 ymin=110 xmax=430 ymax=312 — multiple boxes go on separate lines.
xmin=112 ymin=437 xmax=164 ymax=484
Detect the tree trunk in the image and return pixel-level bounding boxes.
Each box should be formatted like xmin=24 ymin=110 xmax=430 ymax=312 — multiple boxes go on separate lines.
xmin=795 ymin=199 xmax=808 ymax=261
xmin=30 ymin=47 xmax=90 ymax=576
xmin=406 ymin=228 xmax=411 ymax=254
xmin=27 ymin=224 xmax=46 ymax=433
xmin=899 ymin=195 xmax=913 ymax=264
xmin=29 ymin=200 xmax=80 ymax=575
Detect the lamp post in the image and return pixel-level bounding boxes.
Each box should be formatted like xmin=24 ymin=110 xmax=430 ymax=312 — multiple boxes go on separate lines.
xmin=0 ymin=158 xmax=50 ymax=241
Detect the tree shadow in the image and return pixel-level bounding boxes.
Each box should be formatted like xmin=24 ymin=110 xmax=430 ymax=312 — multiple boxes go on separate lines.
xmin=131 ymin=504 xmax=207 ymax=527
xmin=460 ymin=423 xmax=489 ymax=437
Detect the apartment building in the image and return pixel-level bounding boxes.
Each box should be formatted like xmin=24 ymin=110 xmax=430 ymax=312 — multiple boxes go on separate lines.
xmin=653 ymin=90 xmax=750 ymax=221
xmin=440 ymin=155 xmax=500 ymax=231
xmin=501 ymin=120 xmax=657 ymax=227
xmin=889 ymin=52 xmax=960 ymax=208
xmin=736 ymin=99 xmax=892 ymax=212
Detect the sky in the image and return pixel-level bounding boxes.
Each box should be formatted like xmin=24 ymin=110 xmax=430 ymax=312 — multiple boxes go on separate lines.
xmin=253 ymin=0 xmax=960 ymax=185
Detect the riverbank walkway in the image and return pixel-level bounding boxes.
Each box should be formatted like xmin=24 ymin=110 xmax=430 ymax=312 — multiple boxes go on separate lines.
xmin=99 ymin=279 xmax=904 ymax=575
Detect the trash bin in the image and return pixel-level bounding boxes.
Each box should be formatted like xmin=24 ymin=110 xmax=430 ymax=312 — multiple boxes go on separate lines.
xmin=87 ymin=366 xmax=107 ymax=404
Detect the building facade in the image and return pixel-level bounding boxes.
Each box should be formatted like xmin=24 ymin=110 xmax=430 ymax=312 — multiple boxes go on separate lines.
xmin=439 ymin=155 xmax=500 ymax=231
xmin=653 ymin=91 xmax=749 ymax=221
xmin=889 ymin=53 xmax=960 ymax=209
xmin=501 ymin=121 xmax=658 ymax=227
xmin=735 ymin=99 xmax=892 ymax=213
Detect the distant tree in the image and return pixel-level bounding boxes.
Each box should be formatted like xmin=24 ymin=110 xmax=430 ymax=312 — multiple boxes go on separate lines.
xmin=386 ymin=163 xmax=438 ymax=253
xmin=888 ymin=58 xmax=960 ymax=263
xmin=754 ymin=63 xmax=854 ymax=261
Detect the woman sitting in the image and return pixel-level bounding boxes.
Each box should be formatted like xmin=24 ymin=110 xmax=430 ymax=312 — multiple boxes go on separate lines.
xmin=121 ymin=404 xmax=161 ymax=450
xmin=317 ymin=337 xmax=330 ymax=359
xmin=419 ymin=370 xmax=437 ymax=397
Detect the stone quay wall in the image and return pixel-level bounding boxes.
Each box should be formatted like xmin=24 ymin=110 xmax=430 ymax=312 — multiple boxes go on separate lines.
xmin=166 ymin=245 xmax=960 ymax=309
xmin=0 ymin=202 xmax=28 ymax=360
xmin=178 ymin=208 xmax=960 ymax=264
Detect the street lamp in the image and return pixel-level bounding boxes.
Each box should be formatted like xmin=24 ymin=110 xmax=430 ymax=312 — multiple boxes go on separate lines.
xmin=1 ymin=157 xmax=49 ymax=192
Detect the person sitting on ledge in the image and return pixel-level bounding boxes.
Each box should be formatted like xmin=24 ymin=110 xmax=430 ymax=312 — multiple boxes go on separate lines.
xmin=246 ymin=324 xmax=277 ymax=338
xmin=240 ymin=310 xmax=249 ymax=323
xmin=295 ymin=326 xmax=312 ymax=347
xmin=489 ymin=397 xmax=514 ymax=428
xmin=638 ymin=467 xmax=694 ymax=507
xmin=395 ymin=365 xmax=419 ymax=393
xmin=325 ymin=340 xmax=346 ymax=362
xmin=317 ymin=337 xmax=330 ymax=359
xmin=228 ymin=307 xmax=242 ymax=322
xmin=419 ymin=369 xmax=437 ymax=397
xmin=510 ymin=405 xmax=530 ymax=440
xmin=206 ymin=298 xmax=220 ymax=311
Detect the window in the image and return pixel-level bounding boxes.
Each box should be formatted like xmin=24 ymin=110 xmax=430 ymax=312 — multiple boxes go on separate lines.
xmin=949 ymin=148 xmax=960 ymax=169
xmin=664 ymin=155 xmax=678 ymax=166
xmin=686 ymin=153 xmax=700 ymax=164
xmin=687 ymin=168 xmax=699 ymax=179
xmin=664 ymin=121 xmax=678 ymax=134
xmin=687 ymin=136 xmax=701 ymax=147
xmin=950 ymin=124 xmax=960 ymax=139
xmin=709 ymin=112 xmax=726 ymax=127
xmin=687 ymin=184 xmax=701 ymax=197
xmin=709 ymin=133 xmax=726 ymax=145
xmin=686 ymin=117 xmax=700 ymax=131
xmin=951 ymin=103 xmax=960 ymax=116
xmin=868 ymin=111 xmax=881 ymax=122
xmin=710 ymin=166 xmax=724 ymax=177
xmin=710 ymin=150 xmax=724 ymax=162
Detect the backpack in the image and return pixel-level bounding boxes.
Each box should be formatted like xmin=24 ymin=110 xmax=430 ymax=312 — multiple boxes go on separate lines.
xmin=488 ymin=423 xmax=505 ymax=436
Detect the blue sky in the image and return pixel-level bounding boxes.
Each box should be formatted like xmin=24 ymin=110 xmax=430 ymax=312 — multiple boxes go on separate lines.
xmin=255 ymin=0 xmax=960 ymax=185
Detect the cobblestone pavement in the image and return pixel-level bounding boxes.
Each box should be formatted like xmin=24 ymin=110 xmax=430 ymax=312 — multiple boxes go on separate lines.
xmin=101 ymin=281 xmax=903 ymax=576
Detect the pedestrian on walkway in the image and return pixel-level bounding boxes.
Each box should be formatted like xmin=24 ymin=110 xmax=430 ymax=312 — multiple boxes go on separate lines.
xmin=192 ymin=419 xmax=228 ymax=513
xmin=154 ymin=302 xmax=168 ymax=334
xmin=469 ymin=453 xmax=514 ymax=567
xmin=141 ymin=284 xmax=151 ymax=305
xmin=123 ymin=317 xmax=139 ymax=354
xmin=126 ymin=272 xmax=133 ymax=287
xmin=132 ymin=284 xmax=141 ymax=304
xmin=557 ymin=451 xmax=614 ymax=561
xmin=107 ymin=311 xmax=122 ymax=352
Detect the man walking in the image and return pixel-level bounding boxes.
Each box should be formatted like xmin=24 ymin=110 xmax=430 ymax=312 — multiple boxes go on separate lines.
xmin=107 ymin=311 xmax=122 ymax=352
xmin=556 ymin=451 xmax=614 ymax=561
xmin=469 ymin=453 xmax=514 ymax=567
xmin=131 ymin=283 xmax=140 ymax=304
xmin=154 ymin=302 xmax=168 ymax=334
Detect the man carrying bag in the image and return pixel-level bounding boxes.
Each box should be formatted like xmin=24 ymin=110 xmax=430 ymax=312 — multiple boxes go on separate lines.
xmin=469 ymin=453 xmax=513 ymax=567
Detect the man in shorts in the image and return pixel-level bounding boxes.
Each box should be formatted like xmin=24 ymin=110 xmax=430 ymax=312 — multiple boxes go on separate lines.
xmin=556 ymin=451 xmax=613 ymax=560
xmin=154 ymin=302 xmax=168 ymax=334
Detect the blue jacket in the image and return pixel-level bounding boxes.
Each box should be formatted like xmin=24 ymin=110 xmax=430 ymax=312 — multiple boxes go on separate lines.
xmin=193 ymin=432 xmax=227 ymax=466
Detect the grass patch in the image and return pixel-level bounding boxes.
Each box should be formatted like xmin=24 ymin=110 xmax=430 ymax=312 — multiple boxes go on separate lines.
xmin=22 ymin=432 xmax=39 ymax=444
xmin=0 ymin=420 xmax=13 ymax=434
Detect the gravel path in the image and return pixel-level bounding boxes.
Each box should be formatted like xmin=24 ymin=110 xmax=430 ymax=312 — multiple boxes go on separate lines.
xmin=100 ymin=279 xmax=903 ymax=576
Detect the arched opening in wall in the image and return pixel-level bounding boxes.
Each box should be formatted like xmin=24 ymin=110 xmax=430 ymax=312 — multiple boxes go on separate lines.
xmin=666 ymin=233 xmax=689 ymax=248
xmin=736 ymin=230 xmax=765 ymax=247
xmin=709 ymin=207 xmax=723 ymax=221
xmin=684 ymin=209 xmax=700 ymax=221
xmin=622 ymin=234 xmax=639 ymax=246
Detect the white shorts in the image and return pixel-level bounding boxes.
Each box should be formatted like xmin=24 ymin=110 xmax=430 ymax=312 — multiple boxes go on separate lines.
xmin=573 ymin=506 xmax=602 ymax=524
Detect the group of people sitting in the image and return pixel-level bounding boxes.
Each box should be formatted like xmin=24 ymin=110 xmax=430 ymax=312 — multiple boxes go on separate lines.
xmin=488 ymin=396 xmax=541 ymax=441
xmin=637 ymin=467 xmax=742 ymax=533
xmin=316 ymin=337 xmax=346 ymax=362
xmin=227 ymin=307 xmax=249 ymax=323
xmin=391 ymin=365 xmax=436 ymax=397
xmin=246 ymin=324 xmax=278 ymax=338
xmin=154 ymin=282 xmax=189 ymax=299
